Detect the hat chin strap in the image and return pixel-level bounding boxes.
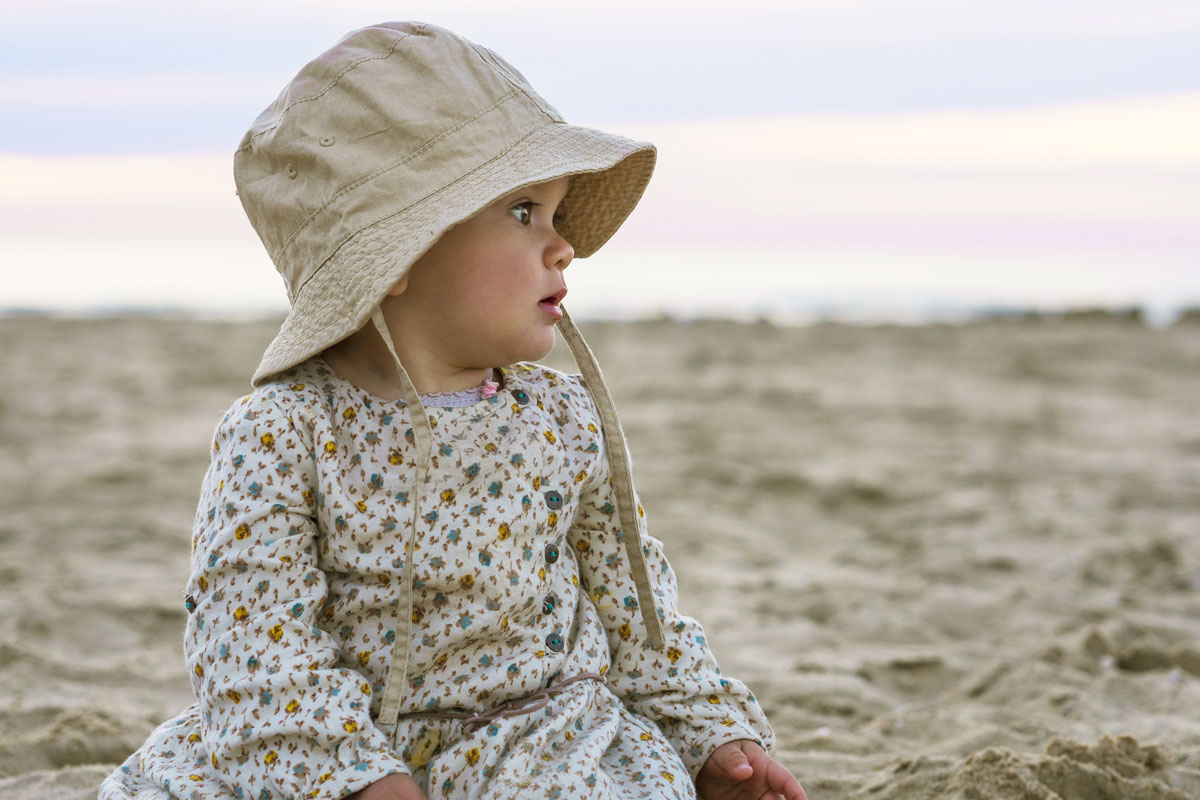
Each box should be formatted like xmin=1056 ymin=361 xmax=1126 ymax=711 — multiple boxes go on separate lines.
xmin=556 ymin=306 xmax=665 ymax=649
xmin=371 ymin=306 xmax=433 ymax=728
xmin=371 ymin=303 xmax=664 ymax=731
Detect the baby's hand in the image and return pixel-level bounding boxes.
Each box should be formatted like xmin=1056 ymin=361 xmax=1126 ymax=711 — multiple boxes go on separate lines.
xmin=346 ymin=773 xmax=427 ymax=800
xmin=696 ymin=739 xmax=807 ymax=800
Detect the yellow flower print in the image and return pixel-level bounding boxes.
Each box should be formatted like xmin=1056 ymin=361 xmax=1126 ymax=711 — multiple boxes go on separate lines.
xmin=361 ymin=682 xmax=372 ymax=695
xmin=268 ymin=624 xmax=284 ymax=642
xmin=407 ymin=729 xmax=441 ymax=769
xmin=235 ymin=523 xmax=251 ymax=540
xmin=324 ymin=440 xmax=337 ymax=455
xmin=412 ymin=608 xmax=424 ymax=623
xmin=342 ymin=408 xmax=357 ymax=421
xmin=497 ymin=523 xmax=511 ymax=541
xmin=575 ymin=470 xmax=587 ymax=483
xmin=290 ymin=383 xmax=305 ymax=391
xmin=465 ymin=748 xmax=481 ymax=766
xmin=260 ymin=432 xmax=275 ymax=449
xmin=343 ymin=721 xmax=359 ymax=733
xmin=355 ymin=500 xmax=367 ymax=513
xmin=640 ymin=732 xmax=652 ymax=741
xmin=548 ymin=512 xmax=558 ymax=526
xmin=459 ymin=575 xmax=474 ymax=590
xmin=662 ymin=771 xmax=675 ymax=783
xmin=285 ymin=699 xmax=300 ymax=713
xmin=618 ymin=623 xmax=632 ymax=640
xmin=226 ymin=689 xmax=243 ymax=703
xmin=587 ymin=423 xmax=598 ymax=433
xmin=194 ymin=664 xmax=204 ymax=677
xmin=667 ymin=647 xmax=683 ymax=663
xmin=188 ymin=733 xmax=202 ymax=743
xmin=388 ymin=450 xmax=403 ymax=465
xmin=574 ymin=539 xmax=591 ymax=554
xmin=543 ymin=430 xmax=556 ymax=444
xmin=233 ymin=606 xmax=248 ymax=621
xmin=264 ymin=750 xmax=278 ymax=765
xmin=358 ymin=650 xmax=372 ymax=667
xmin=707 ymin=694 xmax=721 ymax=704
xmin=484 ymin=442 xmax=498 ymax=453
xmin=197 ymin=576 xmax=208 ymax=591
xmin=440 ymin=489 xmax=456 ymax=503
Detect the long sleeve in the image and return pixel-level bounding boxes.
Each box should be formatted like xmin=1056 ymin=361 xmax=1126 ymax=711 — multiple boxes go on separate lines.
xmin=564 ymin=395 xmax=775 ymax=780
xmin=184 ymin=390 xmax=409 ymax=800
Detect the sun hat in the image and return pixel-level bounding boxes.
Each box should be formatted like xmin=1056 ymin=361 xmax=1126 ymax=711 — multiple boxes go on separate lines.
xmin=235 ymin=21 xmax=657 ymax=386
xmin=233 ymin=21 xmax=665 ymax=727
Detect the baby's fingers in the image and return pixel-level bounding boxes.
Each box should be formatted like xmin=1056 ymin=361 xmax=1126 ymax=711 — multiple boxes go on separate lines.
xmin=764 ymin=758 xmax=807 ymax=800
xmin=712 ymin=741 xmax=754 ymax=780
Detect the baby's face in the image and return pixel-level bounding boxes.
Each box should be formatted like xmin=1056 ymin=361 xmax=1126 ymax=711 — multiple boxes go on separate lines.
xmin=389 ymin=176 xmax=573 ymax=369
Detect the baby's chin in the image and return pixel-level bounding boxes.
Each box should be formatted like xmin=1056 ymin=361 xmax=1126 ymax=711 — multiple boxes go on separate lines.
xmin=465 ymin=333 xmax=556 ymax=371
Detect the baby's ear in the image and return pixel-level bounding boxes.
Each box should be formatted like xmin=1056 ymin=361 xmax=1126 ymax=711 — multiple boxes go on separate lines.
xmin=387 ymin=275 xmax=410 ymax=297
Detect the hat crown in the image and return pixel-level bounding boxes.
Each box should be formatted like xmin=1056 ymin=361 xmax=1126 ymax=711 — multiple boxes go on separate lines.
xmin=234 ymin=22 xmax=562 ymax=300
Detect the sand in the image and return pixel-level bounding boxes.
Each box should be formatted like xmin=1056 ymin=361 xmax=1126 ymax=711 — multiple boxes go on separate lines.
xmin=1 ymin=313 xmax=1198 ymax=799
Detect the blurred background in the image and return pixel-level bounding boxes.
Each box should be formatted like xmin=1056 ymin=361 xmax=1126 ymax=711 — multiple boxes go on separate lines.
xmin=2 ymin=0 xmax=1198 ymax=322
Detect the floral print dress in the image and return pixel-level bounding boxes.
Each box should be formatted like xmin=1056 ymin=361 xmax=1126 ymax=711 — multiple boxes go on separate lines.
xmin=100 ymin=358 xmax=773 ymax=800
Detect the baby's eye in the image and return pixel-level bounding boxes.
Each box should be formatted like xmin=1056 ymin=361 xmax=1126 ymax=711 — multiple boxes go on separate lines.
xmin=509 ymin=201 xmax=534 ymax=225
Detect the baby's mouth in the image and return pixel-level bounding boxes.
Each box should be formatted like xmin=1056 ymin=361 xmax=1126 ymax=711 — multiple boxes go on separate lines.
xmin=538 ymin=289 xmax=567 ymax=318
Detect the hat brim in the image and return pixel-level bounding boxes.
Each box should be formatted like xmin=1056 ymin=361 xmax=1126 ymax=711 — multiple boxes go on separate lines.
xmin=251 ymin=121 xmax=655 ymax=386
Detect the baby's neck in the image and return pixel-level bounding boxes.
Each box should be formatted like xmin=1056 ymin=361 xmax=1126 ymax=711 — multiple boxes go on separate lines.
xmin=321 ymin=331 xmax=492 ymax=400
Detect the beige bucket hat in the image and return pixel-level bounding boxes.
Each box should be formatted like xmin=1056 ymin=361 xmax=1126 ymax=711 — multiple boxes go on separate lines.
xmin=233 ymin=22 xmax=665 ymax=726
xmin=235 ymin=21 xmax=656 ymax=386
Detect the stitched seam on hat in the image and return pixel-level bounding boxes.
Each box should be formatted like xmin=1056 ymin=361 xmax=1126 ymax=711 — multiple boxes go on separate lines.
xmin=292 ymin=120 xmax=560 ymax=302
xmin=276 ymin=90 xmax=521 ymax=260
xmin=236 ymin=31 xmax=414 ymax=153
xmin=466 ymin=44 xmax=561 ymax=125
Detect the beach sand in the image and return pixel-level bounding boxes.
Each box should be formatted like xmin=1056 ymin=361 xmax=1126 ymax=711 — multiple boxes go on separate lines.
xmin=1 ymin=314 xmax=1198 ymax=799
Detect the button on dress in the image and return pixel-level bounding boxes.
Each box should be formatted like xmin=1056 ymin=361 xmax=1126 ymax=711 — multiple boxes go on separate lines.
xmin=100 ymin=359 xmax=773 ymax=800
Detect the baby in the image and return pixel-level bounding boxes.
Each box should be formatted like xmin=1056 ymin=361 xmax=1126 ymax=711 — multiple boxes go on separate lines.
xmin=101 ymin=22 xmax=806 ymax=800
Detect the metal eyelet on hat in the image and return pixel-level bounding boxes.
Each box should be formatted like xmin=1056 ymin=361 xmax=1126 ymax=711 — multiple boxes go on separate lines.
xmin=511 ymin=389 xmax=530 ymax=405
xmin=319 ymin=135 xmax=335 ymax=146
xmin=184 ymin=595 xmax=197 ymax=614
xmin=543 ymin=490 xmax=563 ymax=509
xmin=544 ymin=632 xmax=564 ymax=652
xmin=544 ymin=542 xmax=559 ymax=564
xmin=542 ymin=594 xmax=558 ymax=615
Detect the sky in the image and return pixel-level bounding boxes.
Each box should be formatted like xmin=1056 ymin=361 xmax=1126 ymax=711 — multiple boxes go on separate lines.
xmin=2 ymin=0 xmax=1199 ymax=321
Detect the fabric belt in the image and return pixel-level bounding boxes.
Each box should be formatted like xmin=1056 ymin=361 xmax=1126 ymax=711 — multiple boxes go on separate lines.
xmin=394 ymin=672 xmax=604 ymax=734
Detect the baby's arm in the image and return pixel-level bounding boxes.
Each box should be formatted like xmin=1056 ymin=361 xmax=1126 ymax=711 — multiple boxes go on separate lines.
xmin=185 ymin=392 xmax=410 ymax=800
xmin=563 ymin=380 xmax=775 ymax=781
